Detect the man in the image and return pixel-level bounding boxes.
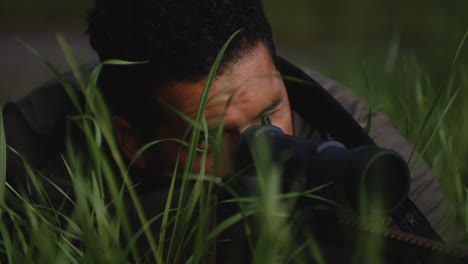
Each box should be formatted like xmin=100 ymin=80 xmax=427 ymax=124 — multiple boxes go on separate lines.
xmin=87 ymin=0 xmax=455 ymax=238
xmin=3 ymin=0 xmax=459 ymax=260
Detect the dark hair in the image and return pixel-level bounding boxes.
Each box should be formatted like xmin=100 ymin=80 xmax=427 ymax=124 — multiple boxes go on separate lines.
xmin=86 ymin=0 xmax=276 ymax=130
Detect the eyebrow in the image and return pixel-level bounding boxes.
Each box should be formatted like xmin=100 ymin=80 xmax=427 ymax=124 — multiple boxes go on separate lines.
xmin=205 ymin=95 xmax=283 ymax=131
xmin=254 ymin=96 xmax=283 ymax=121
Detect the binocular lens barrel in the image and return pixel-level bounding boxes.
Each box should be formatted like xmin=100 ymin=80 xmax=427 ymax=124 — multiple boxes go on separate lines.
xmin=236 ymin=125 xmax=411 ymax=215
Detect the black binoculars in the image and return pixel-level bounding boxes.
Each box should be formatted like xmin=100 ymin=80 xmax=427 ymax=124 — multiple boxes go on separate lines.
xmin=231 ymin=125 xmax=411 ymax=215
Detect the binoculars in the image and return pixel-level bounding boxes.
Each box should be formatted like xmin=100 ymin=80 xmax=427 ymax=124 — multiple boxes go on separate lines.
xmin=231 ymin=125 xmax=411 ymax=215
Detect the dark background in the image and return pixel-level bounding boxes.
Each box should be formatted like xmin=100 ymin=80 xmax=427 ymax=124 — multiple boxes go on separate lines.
xmin=1 ymin=0 xmax=467 ymax=104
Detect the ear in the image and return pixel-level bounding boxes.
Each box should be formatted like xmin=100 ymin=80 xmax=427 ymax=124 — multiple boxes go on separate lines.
xmin=113 ymin=116 xmax=148 ymax=169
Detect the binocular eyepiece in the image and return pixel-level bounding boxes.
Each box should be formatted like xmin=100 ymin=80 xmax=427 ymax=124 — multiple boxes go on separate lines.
xmin=234 ymin=125 xmax=411 ymax=215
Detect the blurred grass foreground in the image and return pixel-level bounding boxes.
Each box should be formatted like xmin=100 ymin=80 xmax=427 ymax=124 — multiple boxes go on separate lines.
xmin=1 ymin=0 xmax=468 ymax=263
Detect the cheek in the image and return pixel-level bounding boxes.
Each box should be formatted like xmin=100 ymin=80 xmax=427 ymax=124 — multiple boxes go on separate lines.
xmin=149 ymin=143 xmax=200 ymax=177
xmin=203 ymin=135 xmax=236 ymax=176
xmin=146 ymin=140 xmax=181 ymax=175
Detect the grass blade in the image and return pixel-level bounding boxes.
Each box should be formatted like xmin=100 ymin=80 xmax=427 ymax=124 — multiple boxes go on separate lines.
xmin=410 ymin=88 xmax=461 ymax=171
xmin=15 ymin=38 xmax=83 ymax=113
xmin=56 ymin=34 xmax=86 ymax=90
xmin=408 ymin=30 xmax=468 ymax=163
xmin=0 ymin=104 xmax=6 ymax=209
xmin=166 ymin=29 xmax=242 ymax=263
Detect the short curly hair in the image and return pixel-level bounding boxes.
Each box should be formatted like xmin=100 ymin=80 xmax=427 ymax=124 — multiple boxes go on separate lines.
xmin=86 ymin=0 xmax=276 ymax=130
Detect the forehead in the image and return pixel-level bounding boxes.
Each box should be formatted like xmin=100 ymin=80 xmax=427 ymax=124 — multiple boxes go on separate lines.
xmin=154 ymin=43 xmax=282 ymax=125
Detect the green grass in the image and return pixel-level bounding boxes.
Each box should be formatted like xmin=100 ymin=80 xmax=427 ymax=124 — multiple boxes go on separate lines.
xmin=328 ymin=31 xmax=468 ymax=241
xmin=1 ymin=30 xmax=468 ymax=263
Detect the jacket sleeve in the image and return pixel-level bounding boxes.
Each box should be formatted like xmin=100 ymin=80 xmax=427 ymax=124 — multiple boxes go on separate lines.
xmin=305 ymin=70 xmax=461 ymax=242
xmin=3 ymin=76 xmax=82 ymax=193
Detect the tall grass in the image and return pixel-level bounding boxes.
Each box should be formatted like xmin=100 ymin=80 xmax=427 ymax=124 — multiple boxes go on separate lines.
xmin=0 ymin=30 xmax=467 ymax=263
xmin=2 ymin=31 xmax=313 ymax=263
xmin=336 ymin=31 xmax=468 ymax=241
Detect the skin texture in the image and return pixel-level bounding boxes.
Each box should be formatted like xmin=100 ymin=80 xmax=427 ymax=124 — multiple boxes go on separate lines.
xmin=115 ymin=42 xmax=293 ymax=178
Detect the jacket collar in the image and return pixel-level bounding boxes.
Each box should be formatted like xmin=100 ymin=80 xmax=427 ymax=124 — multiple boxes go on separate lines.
xmin=277 ymin=56 xmax=375 ymax=148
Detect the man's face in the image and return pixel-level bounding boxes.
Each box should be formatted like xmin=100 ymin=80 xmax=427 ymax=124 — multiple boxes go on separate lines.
xmin=142 ymin=42 xmax=293 ymax=177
